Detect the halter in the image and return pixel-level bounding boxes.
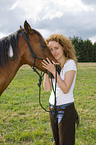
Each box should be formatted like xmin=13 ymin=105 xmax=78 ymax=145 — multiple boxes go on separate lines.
xmin=21 ymin=29 xmax=43 ymax=67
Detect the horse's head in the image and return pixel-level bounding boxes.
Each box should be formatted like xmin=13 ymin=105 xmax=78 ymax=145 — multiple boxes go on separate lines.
xmin=19 ymin=21 xmax=57 ymax=72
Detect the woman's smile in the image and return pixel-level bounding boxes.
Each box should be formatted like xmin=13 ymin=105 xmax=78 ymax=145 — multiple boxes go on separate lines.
xmin=53 ymin=53 xmax=58 ymax=58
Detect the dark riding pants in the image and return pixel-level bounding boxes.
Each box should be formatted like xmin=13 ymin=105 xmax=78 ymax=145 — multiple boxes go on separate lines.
xmin=49 ymin=103 xmax=78 ymax=145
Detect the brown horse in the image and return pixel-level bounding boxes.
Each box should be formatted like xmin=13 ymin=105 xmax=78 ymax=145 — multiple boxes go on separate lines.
xmin=0 ymin=20 xmax=56 ymax=96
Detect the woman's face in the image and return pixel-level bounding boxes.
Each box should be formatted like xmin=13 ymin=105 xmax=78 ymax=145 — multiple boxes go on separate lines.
xmin=48 ymin=41 xmax=64 ymax=61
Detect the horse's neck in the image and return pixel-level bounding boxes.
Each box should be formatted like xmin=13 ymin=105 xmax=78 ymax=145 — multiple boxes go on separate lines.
xmin=0 ymin=60 xmax=21 ymax=95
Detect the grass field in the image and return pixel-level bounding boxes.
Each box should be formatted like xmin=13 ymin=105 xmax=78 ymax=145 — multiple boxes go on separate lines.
xmin=0 ymin=63 xmax=96 ymax=145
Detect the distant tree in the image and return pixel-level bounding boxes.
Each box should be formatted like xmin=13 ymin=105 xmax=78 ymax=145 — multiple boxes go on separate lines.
xmin=70 ymin=36 xmax=96 ymax=62
xmin=83 ymin=40 xmax=93 ymax=62
xmin=70 ymin=36 xmax=81 ymax=61
xmin=93 ymin=42 xmax=96 ymax=62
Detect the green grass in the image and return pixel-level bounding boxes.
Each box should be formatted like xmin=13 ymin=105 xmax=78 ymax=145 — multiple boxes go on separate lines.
xmin=0 ymin=63 xmax=96 ymax=145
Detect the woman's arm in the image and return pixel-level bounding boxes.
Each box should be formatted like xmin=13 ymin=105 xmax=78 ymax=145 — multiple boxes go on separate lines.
xmin=42 ymin=58 xmax=76 ymax=94
xmin=55 ymin=70 xmax=76 ymax=94
xmin=43 ymin=73 xmax=52 ymax=92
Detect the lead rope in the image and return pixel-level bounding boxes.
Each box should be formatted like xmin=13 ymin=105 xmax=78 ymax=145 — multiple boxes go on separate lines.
xmin=31 ymin=66 xmax=57 ymax=112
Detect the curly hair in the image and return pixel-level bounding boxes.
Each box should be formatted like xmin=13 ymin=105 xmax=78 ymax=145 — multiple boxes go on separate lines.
xmin=46 ymin=34 xmax=77 ymax=64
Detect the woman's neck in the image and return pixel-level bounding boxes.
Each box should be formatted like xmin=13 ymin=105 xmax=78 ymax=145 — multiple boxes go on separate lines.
xmin=58 ymin=56 xmax=68 ymax=68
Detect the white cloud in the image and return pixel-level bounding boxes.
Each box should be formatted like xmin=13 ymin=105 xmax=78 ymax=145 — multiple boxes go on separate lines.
xmin=0 ymin=0 xmax=96 ymax=44
xmin=16 ymin=0 xmax=94 ymax=20
xmin=16 ymin=0 xmax=48 ymax=20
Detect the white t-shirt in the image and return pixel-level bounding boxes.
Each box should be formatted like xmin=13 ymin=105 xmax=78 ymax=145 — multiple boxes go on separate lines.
xmin=49 ymin=59 xmax=77 ymax=106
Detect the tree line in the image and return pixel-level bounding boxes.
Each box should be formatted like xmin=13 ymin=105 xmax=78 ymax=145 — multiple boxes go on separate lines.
xmin=70 ymin=36 xmax=96 ymax=62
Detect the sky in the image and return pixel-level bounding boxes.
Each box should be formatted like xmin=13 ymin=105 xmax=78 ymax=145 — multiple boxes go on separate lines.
xmin=0 ymin=0 xmax=96 ymax=44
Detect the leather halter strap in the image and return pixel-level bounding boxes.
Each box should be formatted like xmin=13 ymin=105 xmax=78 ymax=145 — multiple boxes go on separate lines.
xmin=21 ymin=29 xmax=43 ymax=66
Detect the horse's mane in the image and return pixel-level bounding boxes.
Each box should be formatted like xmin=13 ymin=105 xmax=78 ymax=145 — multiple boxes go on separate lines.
xmin=0 ymin=29 xmax=22 ymax=67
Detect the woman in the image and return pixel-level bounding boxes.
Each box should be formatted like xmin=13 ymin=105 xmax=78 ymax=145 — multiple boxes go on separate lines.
xmin=42 ymin=34 xmax=79 ymax=145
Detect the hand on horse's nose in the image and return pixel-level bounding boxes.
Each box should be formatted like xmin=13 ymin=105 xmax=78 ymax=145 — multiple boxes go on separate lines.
xmin=42 ymin=58 xmax=56 ymax=75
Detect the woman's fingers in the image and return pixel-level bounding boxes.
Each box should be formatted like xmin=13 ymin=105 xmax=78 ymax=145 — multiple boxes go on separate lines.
xmin=42 ymin=62 xmax=46 ymax=66
xmin=42 ymin=58 xmax=52 ymax=66
xmin=42 ymin=65 xmax=47 ymax=69
xmin=42 ymin=59 xmax=48 ymax=65
xmin=42 ymin=58 xmax=55 ymax=72
xmin=46 ymin=58 xmax=51 ymax=63
xmin=52 ymin=60 xmax=55 ymax=65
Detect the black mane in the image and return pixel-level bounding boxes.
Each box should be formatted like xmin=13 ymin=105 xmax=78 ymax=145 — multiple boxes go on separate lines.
xmin=0 ymin=29 xmax=22 ymax=67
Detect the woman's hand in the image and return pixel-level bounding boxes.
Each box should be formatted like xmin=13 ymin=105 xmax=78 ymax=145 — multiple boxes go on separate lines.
xmin=42 ymin=58 xmax=56 ymax=77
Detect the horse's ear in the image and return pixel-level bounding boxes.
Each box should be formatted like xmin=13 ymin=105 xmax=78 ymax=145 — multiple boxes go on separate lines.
xmin=20 ymin=25 xmax=23 ymax=29
xmin=24 ymin=20 xmax=33 ymax=34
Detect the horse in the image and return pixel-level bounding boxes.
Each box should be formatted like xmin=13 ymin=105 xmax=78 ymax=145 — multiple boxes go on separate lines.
xmin=0 ymin=20 xmax=56 ymax=96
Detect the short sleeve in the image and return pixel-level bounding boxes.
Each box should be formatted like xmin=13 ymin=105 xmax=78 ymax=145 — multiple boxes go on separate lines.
xmin=64 ymin=59 xmax=77 ymax=72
